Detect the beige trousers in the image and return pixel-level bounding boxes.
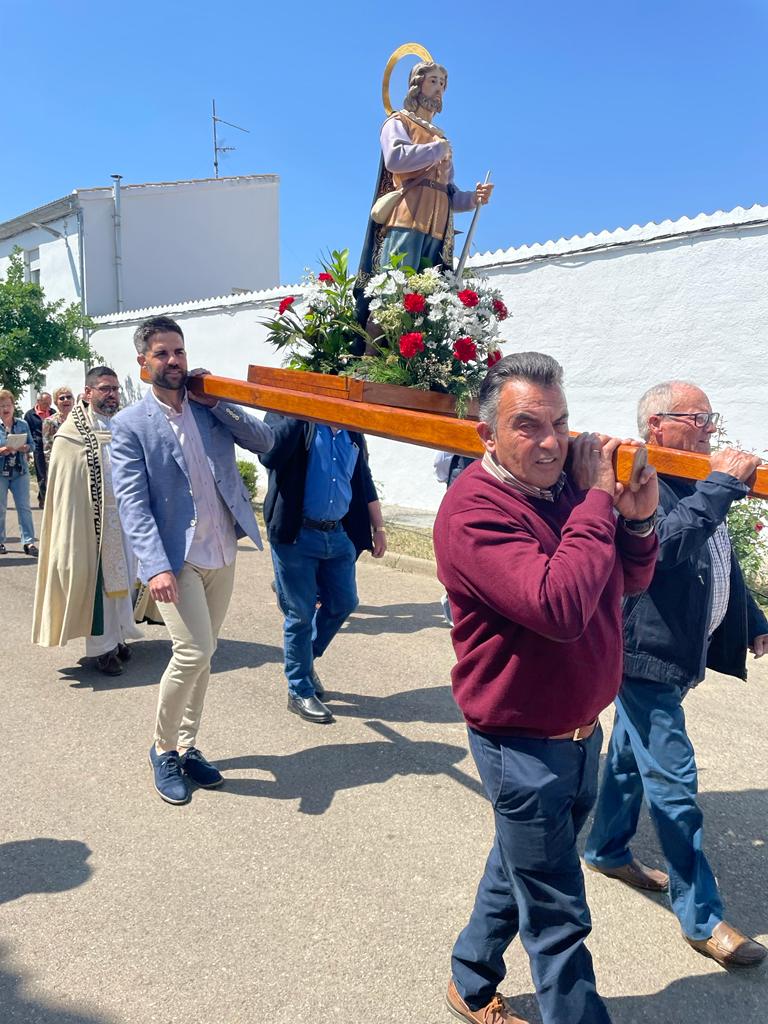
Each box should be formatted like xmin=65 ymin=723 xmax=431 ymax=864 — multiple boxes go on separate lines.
xmin=154 ymin=560 xmax=236 ymax=750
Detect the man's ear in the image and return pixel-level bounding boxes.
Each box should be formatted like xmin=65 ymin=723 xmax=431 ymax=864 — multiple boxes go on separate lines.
xmin=646 ymin=415 xmax=662 ymax=445
xmin=137 ymin=354 xmax=146 ymax=369
xmin=477 ymin=421 xmax=495 ymax=454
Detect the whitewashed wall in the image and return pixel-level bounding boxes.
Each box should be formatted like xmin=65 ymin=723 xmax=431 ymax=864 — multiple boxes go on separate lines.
xmin=42 ymin=206 xmax=768 ymax=512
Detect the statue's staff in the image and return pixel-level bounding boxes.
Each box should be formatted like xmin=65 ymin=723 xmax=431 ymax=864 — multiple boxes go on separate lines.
xmin=455 ymin=170 xmax=491 ymax=280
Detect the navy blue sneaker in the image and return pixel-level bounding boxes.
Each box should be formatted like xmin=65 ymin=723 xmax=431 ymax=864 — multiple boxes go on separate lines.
xmin=180 ymin=747 xmax=223 ymax=788
xmin=148 ymin=745 xmax=190 ymax=805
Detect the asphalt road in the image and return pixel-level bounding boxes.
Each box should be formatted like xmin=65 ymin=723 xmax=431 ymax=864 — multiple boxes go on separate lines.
xmin=1 ymin=509 xmax=767 ymax=1024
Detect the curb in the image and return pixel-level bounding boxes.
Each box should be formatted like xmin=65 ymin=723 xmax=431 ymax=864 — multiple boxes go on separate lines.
xmin=363 ymin=550 xmax=438 ymax=578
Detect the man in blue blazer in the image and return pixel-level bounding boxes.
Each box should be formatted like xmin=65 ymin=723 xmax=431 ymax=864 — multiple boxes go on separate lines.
xmin=111 ymin=315 xmax=274 ymax=805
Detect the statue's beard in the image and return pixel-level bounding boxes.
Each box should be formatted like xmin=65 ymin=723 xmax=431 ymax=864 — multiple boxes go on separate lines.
xmin=417 ymin=91 xmax=442 ymax=114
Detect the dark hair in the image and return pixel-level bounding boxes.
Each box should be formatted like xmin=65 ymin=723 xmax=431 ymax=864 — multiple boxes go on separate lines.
xmin=133 ymin=315 xmax=184 ymax=355
xmin=85 ymin=365 xmax=118 ymax=387
xmin=478 ymin=352 xmax=564 ymax=430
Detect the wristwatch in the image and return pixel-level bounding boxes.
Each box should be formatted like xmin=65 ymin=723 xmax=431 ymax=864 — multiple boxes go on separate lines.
xmin=618 ymin=512 xmax=657 ymax=537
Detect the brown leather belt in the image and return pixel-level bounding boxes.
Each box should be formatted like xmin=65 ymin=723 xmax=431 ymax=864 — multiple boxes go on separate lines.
xmin=550 ymin=719 xmax=599 ymax=742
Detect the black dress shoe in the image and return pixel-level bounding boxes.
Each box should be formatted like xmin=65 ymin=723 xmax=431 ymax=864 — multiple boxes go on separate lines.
xmin=310 ymin=668 xmax=326 ymax=699
xmin=116 ymin=643 xmax=132 ymax=662
xmin=96 ymin=651 xmax=123 ymax=676
xmin=288 ymin=694 xmax=333 ymax=723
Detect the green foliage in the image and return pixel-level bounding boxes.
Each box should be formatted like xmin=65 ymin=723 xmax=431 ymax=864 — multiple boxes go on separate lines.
xmin=715 ymin=424 xmax=768 ymax=602
xmin=727 ymin=496 xmax=768 ymax=593
xmin=261 ymin=249 xmax=368 ymax=375
xmin=0 ymin=249 xmax=95 ymax=395
xmin=237 ymin=459 xmax=259 ymax=500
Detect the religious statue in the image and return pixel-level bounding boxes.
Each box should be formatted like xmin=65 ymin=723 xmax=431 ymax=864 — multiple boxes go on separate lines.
xmin=355 ymin=46 xmax=494 ymax=327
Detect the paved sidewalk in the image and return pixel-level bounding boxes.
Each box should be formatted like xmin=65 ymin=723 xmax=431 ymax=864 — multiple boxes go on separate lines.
xmin=1 ymin=510 xmax=767 ymax=1023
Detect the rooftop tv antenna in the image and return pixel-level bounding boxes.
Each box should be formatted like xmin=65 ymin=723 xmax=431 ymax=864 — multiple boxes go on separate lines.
xmin=211 ymin=99 xmax=250 ymax=177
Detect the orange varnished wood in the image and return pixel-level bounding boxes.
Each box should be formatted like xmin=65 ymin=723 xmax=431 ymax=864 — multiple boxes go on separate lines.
xmin=140 ymin=369 xmax=768 ymax=498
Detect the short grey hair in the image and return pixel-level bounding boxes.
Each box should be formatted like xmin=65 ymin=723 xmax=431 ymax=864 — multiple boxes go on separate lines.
xmin=636 ymin=380 xmax=696 ymax=440
xmin=478 ymin=352 xmax=564 ymax=431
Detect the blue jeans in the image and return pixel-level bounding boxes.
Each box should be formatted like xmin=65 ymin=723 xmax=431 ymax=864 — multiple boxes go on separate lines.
xmin=270 ymin=525 xmax=358 ymax=698
xmin=584 ymin=675 xmax=722 ymax=940
xmin=0 ymin=472 xmax=35 ymax=546
xmin=453 ymin=726 xmax=611 ymax=1024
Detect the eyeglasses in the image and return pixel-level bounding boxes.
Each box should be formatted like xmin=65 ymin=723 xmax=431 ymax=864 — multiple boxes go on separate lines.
xmin=57 ymin=394 xmax=73 ymax=400
xmin=91 ymin=385 xmax=120 ymax=394
xmin=657 ymin=411 xmax=721 ymax=429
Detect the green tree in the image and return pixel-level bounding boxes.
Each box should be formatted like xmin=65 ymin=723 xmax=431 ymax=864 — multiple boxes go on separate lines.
xmin=0 ymin=248 xmax=95 ymax=395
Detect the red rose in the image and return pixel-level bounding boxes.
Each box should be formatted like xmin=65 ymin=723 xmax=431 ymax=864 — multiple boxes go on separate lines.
xmin=756 ymin=522 xmax=764 ymax=533
xmin=486 ymin=349 xmax=503 ymax=367
xmin=492 ymin=298 xmax=508 ymax=320
xmin=278 ymin=296 xmax=295 ymax=315
xmin=318 ymin=272 xmax=334 ymax=283
xmin=403 ymin=292 xmax=426 ymax=314
xmin=457 ymin=289 xmax=479 ymax=308
xmin=399 ymin=332 xmax=425 ymax=358
xmin=453 ymin=337 xmax=478 ymax=363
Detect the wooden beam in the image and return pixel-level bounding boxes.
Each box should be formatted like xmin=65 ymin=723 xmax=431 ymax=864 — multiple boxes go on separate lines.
xmin=139 ymin=369 xmax=768 ymax=499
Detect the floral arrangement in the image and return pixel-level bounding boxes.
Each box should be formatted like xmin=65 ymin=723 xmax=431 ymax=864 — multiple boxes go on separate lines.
xmin=263 ymin=251 xmax=510 ymax=415
xmin=261 ymin=249 xmax=367 ymax=375
xmin=360 ymin=259 xmax=508 ymax=414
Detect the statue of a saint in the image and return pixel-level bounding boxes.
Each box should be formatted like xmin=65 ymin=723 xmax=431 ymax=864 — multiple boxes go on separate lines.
xmin=355 ymin=60 xmax=494 ymax=326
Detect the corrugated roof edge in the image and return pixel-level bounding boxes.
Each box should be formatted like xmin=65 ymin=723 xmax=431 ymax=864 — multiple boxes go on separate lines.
xmin=466 ymin=203 xmax=768 ymax=268
xmin=92 ymin=283 xmax=305 ymax=324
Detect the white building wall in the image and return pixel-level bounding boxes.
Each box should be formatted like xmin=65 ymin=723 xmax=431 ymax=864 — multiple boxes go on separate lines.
xmin=0 ymin=218 xmax=82 ymax=306
xmin=78 ymin=177 xmax=279 ymax=315
xmin=43 ymin=206 xmax=768 ymax=512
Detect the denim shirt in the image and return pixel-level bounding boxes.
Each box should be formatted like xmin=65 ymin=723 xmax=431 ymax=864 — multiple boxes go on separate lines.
xmin=302 ymin=425 xmax=358 ymax=522
xmin=0 ymin=418 xmax=34 ymax=476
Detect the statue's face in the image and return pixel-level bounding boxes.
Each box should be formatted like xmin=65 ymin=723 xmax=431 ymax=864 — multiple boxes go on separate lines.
xmin=421 ymin=69 xmax=446 ymax=100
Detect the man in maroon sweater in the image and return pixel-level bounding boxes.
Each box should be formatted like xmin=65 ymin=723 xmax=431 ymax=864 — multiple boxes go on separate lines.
xmin=434 ymin=352 xmax=659 ymax=1024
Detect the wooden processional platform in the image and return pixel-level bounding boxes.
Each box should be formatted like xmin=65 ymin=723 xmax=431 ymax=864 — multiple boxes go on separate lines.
xmin=142 ymin=365 xmax=768 ymax=499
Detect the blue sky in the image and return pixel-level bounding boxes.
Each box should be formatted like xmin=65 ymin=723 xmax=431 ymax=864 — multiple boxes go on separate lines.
xmin=2 ymin=0 xmax=767 ymax=285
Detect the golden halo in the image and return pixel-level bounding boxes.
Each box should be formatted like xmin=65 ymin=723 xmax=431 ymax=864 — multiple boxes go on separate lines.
xmin=382 ymin=42 xmax=435 ymax=115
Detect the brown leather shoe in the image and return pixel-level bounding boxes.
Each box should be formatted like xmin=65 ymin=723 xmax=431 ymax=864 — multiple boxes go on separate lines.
xmin=685 ymin=921 xmax=767 ymax=967
xmin=446 ymin=980 xmax=529 ymax=1024
xmin=586 ymin=857 xmax=668 ymax=892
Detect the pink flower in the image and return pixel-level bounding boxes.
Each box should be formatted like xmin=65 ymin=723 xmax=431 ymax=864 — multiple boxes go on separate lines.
xmin=403 ymin=292 xmax=426 ymax=314
xmin=278 ymin=296 xmax=295 ymax=315
xmin=755 ymin=521 xmax=764 ymax=533
xmin=399 ymin=332 xmax=425 ymax=358
xmin=453 ymin=337 xmax=478 ymax=363
xmin=457 ymin=289 xmax=479 ymax=308
xmin=486 ymin=349 xmax=502 ymax=367
xmin=318 ymin=272 xmax=334 ymax=284
xmin=492 ymin=298 xmax=508 ymax=320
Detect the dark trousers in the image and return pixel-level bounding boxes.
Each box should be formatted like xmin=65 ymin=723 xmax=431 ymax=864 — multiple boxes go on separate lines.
xmin=33 ymin=447 xmax=46 ymax=503
xmin=452 ymin=726 xmax=611 ymax=1024
xmin=584 ymin=675 xmax=722 ymax=940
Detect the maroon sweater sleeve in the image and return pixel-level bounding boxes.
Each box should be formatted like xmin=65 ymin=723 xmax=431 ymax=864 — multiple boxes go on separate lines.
xmin=448 ymin=489 xmax=619 ymax=642
xmin=615 ymin=527 xmax=659 ymax=595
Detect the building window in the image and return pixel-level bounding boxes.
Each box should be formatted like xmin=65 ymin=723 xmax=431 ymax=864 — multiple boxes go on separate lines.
xmin=24 ymin=248 xmax=40 ymax=285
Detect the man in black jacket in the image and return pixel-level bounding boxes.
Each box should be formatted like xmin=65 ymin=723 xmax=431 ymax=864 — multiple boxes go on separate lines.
xmin=585 ymin=380 xmax=768 ymax=968
xmin=259 ymin=415 xmax=386 ymax=723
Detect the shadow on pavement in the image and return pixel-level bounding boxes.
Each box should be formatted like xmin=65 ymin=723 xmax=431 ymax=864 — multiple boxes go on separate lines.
xmin=508 ymin=968 xmax=768 ymax=1024
xmin=61 ymin=637 xmax=283 ymax=691
xmin=0 ymin=838 xmax=92 ymax=905
xmin=0 ymin=944 xmax=112 ymax=1024
xmin=217 ymin=721 xmax=482 ymax=814
xmin=327 ymin=685 xmax=462 ymax=724
xmin=342 ymin=601 xmax=445 ymax=635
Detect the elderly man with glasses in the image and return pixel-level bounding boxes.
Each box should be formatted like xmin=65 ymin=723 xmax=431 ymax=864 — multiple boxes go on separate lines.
xmin=585 ymin=380 xmax=768 ymax=968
